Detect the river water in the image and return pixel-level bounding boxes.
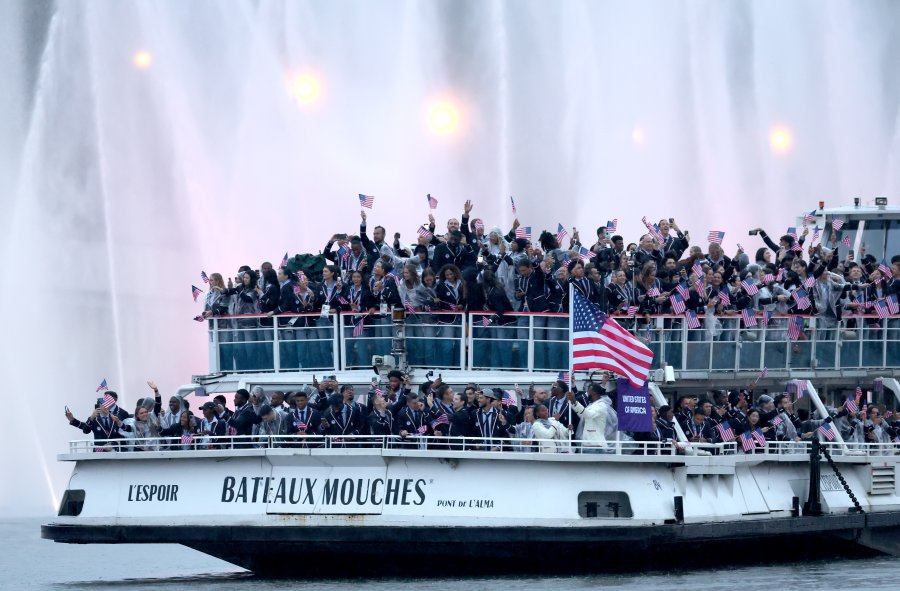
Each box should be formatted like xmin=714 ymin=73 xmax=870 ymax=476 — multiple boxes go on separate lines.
xmin=5 ymin=516 xmax=900 ymax=590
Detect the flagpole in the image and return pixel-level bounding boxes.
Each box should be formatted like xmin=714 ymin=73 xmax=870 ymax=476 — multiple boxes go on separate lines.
xmin=568 ymin=281 xmax=574 ymax=435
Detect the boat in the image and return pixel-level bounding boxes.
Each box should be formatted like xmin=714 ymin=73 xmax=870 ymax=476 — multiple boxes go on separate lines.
xmin=42 ymin=201 xmax=900 ymax=575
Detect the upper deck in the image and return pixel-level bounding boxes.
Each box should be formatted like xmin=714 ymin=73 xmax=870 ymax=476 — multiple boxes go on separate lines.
xmin=200 ymin=311 xmax=900 ymax=389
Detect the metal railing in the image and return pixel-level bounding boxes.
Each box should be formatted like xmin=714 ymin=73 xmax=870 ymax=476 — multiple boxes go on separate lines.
xmin=623 ymin=313 xmax=900 ymax=373
xmin=69 ymin=435 xmax=731 ymax=457
xmin=206 ymin=312 xmax=900 ymax=375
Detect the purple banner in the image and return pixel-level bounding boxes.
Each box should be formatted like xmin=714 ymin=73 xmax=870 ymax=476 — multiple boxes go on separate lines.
xmin=616 ymin=378 xmax=652 ymax=432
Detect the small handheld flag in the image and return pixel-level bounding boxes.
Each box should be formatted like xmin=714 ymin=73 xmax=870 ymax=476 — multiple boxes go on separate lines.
xmin=606 ymin=219 xmax=618 ymax=233
xmin=193 ymin=315 xmax=205 ymax=322
xmin=685 ymin=310 xmax=700 ymax=329
xmin=787 ymin=316 xmax=804 ymax=341
xmin=557 ymin=371 xmax=570 ymax=384
xmin=816 ymin=423 xmax=835 ymax=441
xmin=431 ymin=413 xmax=450 ymax=428
xmin=359 ymin=193 xmax=375 ymax=209
xmin=192 ymin=285 xmax=203 ymax=301
xmin=556 ymin=223 xmax=568 ymax=244
xmin=417 ymin=226 xmax=433 ymax=239
xmin=878 ymin=259 xmax=892 ymax=277
xmin=792 ymin=288 xmax=811 ymax=310
xmin=576 ymin=246 xmax=595 ymax=261
xmin=181 ymin=432 xmax=194 ymax=445
xmin=832 ymin=219 xmax=845 ymax=231
xmin=510 ymin=196 xmax=517 ymax=215
xmin=515 ymin=226 xmax=532 ymax=240
xmin=707 ymin=230 xmax=725 ymax=245
xmin=669 ymin=292 xmax=686 ymax=314
xmin=715 ymin=420 xmax=735 ymax=442
xmin=741 ymin=308 xmax=757 ymax=328
xmin=96 ymin=379 xmax=109 ymax=392
xmin=501 ymin=391 xmax=516 ymax=407
xmin=200 ymin=271 xmax=209 ymax=284
xmin=101 ymin=393 xmax=116 ymax=409
xmin=280 ymin=252 xmax=289 ymax=269
xmin=803 ymin=210 xmax=816 ymax=224
xmin=841 ymin=236 xmax=851 ymax=247
xmin=741 ymin=279 xmax=759 ymax=295
xmin=352 ymin=318 xmax=365 ymax=337
xmin=426 ymin=193 xmax=439 ymax=209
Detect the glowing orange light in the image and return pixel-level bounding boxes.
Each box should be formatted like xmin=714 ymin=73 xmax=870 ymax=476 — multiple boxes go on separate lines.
xmin=769 ymin=126 xmax=793 ymax=154
xmin=289 ymin=74 xmax=321 ymax=105
xmin=133 ymin=50 xmax=152 ymax=69
xmin=427 ymin=102 xmax=460 ymax=135
xmin=631 ymin=127 xmax=646 ymax=145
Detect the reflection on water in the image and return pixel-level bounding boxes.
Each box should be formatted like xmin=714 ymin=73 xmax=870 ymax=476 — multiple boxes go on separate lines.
xmin=8 ymin=517 xmax=900 ymax=591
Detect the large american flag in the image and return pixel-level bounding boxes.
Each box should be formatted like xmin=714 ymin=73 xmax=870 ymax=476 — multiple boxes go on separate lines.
xmin=571 ymin=291 xmax=653 ymax=388
xmin=426 ymin=193 xmax=438 ymax=209
xmin=192 ymin=285 xmax=203 ymax=301
xmin=96 ymin=378 xmax=109 ymax=392
xmin=358 ymin=193 xmax=375 ymax=209
xmin=515 ymin=226 xmax=532 ymax=240
xmin=707 ymin=230 xmax=725 ymax=245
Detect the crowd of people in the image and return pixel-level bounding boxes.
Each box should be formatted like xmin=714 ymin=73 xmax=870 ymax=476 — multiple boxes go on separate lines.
xmin=198 ymin=202 xmax=900 ymax=337
xmin=64 ymin=374 xmax=898 ymax=455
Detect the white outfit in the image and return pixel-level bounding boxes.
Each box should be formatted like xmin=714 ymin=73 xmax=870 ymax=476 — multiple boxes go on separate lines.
xmin=531 ymin=418 xmax=570 ymax=453
xmin=572 ymin=398 xmax=610 ymax=449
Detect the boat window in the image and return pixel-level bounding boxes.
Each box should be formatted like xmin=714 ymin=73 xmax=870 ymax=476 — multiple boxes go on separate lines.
xmin=577 ymin=491 xmax=633 ymax=518
xmin=58 ymin=489 xmax=85 ymax=517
